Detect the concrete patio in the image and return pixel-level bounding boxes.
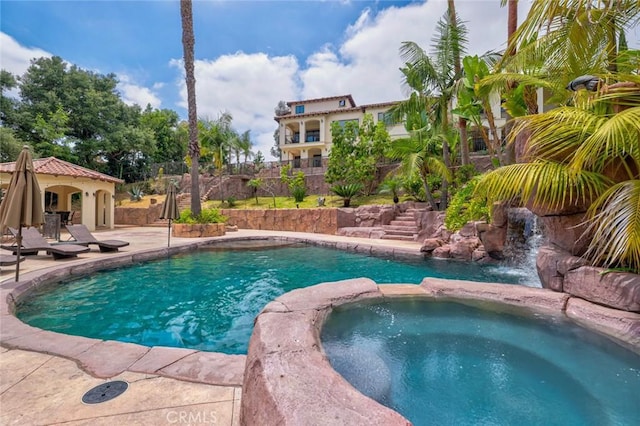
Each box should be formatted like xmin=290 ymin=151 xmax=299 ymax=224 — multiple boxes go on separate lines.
xmin=0 ymin=226 xmax=423 ymax=425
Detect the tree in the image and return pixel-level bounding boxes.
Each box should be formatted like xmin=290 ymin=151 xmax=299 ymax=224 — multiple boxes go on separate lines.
xmin=0 ymin=128 xmax=27 ymax=162
xmin=274 ymin=100 xmax=291 ymax=116
xmin=476 ymin=73 xmax=640 ymax=272
xmin=271 ymin=128 xmax=282 ymax=159
xmin=140 ymin=106 xmax=185 ymax=164
xmin=453 ymin=55 xmax=505 ymax=167
xmin=325 ymin=114 xmax=389 ymax=195
xmin=386 ymin=124 xmax=452 ymax=211
xmin=180 ymin=0 xmax=201 ymax=216
xmin=447 ymin=0 xmax=470 ymax=166
xmin=392 ymin=10 xmax=468 ymax=209
xmin=0 ymin=70 xmax=19 ymax=127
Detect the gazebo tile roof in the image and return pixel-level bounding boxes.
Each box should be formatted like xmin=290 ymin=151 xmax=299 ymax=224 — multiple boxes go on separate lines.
xmin=0 ymin=157 xmax=123 ymax=184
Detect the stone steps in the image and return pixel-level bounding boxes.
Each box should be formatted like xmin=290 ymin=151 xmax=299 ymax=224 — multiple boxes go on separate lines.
xmin=380 ymin=234 xmax=416 ymax=241
xmin=381 ymin=209 xmax=421 ymax=241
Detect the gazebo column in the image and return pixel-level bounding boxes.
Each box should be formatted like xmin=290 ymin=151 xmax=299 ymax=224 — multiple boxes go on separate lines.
xmin=81 ymin=192 xmax=97 ymax=231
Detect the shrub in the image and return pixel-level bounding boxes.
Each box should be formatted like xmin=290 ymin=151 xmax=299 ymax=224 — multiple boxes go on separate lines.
xmin=175 ymin=208 xmax=227 ymax=224
xmin=378 ymin=175 xmax=402 ymax=203
xmin=331 ymin=183 xmax=363 ymax=207
xmin=128 ymin=185 xmax=144 ymax=201
xmin=226 ymin=196 xmax=236 ymax=207
xmin=401 ymin=174 xmax=426 ymax=202
xmin=291 ymin=185 xmax=307 ymax=203
xmin=444 ymin=177 xmax=489 ymax=232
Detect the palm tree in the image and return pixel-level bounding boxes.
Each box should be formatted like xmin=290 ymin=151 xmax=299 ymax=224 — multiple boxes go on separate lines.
xmin=477 ymin=73 xmax=640 ymax=271
xmin=179 ymin=0 xmax=200 ymax=216
xmin=386 ymin=121 xmax=453 ymax=211
xmin=198 ymin=112 xmax=236 ymax=201
xmin=392 ymin=10 xmax=467 ymax=210
xmin=238 ymin=130 xmax=254 ymax=172
xmin=448 ymin=0 xmax=470 ymax=166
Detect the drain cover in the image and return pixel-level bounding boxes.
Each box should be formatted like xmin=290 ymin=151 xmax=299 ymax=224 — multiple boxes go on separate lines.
xmin=82 ymin=380 xmax=128 ymax=404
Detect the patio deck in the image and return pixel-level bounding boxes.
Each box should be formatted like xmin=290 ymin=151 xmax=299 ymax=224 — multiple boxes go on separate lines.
xmin=0 ymin=226 xmax=422 ymax=425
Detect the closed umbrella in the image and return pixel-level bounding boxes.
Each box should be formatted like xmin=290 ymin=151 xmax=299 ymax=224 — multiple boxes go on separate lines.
xmin=159 ymin=183 xmax=180 ymax=247
xmin=0 ymin=146 xmax=44 ymax=281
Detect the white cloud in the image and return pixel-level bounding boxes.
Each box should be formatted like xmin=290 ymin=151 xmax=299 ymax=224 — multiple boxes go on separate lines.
xmin=172 ymin=52 xmax=300 ymax=159
xmin=117 ymin=75 xmax=162 ymax=109
xmin=0 ymin=32 xmax=52 ymax=76
xmin=173 ymin=1 xmax=533 ymax=160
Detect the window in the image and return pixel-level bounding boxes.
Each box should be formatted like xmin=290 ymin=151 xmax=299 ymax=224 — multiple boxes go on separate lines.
xmin=335 ymin=119 xmax=359 ymax=128
xmin=295 ymin=105 xmax=305 ymax=114
xmin=378 ymin=111 xmax=397 ymax=126
xmin=306 ymin=130 xmax=320 ymax=142
xmin=338 ymin=99 xmax=346 ymax=107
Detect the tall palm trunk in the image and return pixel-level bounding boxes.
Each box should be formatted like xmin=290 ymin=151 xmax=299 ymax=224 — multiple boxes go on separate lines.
xmin=180 ymin=0 xmax=201 ymax=216
xmin=448 ymin=0 xmax=469 ymax=166
xmin=504 ymin=0 xmax=518 ymax=164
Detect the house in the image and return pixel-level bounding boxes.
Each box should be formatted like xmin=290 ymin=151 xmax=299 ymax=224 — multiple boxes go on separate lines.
xmin=274 ymin=95 xmax=409 ymax=168
xmin=0 ymin=157 xmax=123 ymax=231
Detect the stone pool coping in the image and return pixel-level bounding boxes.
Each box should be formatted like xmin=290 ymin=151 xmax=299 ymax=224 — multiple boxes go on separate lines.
xmin=2 ymin=231 xmax=638 ymax=396
xmin=0 ymin=233 xmax=426 ymax=387
xmin=240 ymin=277 xmax=640 ymax=425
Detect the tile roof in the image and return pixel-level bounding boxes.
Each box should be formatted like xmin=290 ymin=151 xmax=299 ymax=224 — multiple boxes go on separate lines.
xmin=274 ymin=101 xmax=401 ymax=122
xmin=287 ymin=94 xmax=356 ymax=107
xmin=0 ymin=157 xmax=124 ymax=184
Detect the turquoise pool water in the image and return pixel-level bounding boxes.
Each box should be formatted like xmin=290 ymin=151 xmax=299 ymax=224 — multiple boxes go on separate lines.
xmin=18 ymin=242 xmax=538 ymax=354
xmin=322 ymin=300 xmax=640 ymax=426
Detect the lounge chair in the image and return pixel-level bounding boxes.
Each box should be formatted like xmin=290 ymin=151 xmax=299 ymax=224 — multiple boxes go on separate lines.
xmin=66 ymin=224 xmax=129 ymax=252
xmin=0 ymin=254 xmax=25 ymax=267
xmin=2 ymin=227 xmax=90 ymax=260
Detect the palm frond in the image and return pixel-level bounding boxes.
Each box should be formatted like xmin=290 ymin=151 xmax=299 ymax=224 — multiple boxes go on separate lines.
xmin=510 ymin=107 xmax=605 ymax=163
xmin=475 ymin=160 xmax=611 ymax=211
xmin=572 ymin=106 xmax=640 ymax=175
xmin=584 ymin=180 xmax=640 ymax=273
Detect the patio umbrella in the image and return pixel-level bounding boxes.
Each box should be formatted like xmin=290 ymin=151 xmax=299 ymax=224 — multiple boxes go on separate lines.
xmin=0 ymin=146 xmax=44 ymax=281
xmin=159 ymin=183 xmax=180 ymax=248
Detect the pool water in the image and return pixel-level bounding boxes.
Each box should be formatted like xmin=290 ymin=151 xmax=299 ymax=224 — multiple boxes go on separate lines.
xmin=18 ymin=243 xmax=538 ymax=354
xmin=321 ymin=300 xmax=640 ymax=426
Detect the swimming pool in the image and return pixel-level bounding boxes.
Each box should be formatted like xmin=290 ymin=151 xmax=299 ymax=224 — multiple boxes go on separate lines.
xmin=321 ymin=299 xmax=640 ymax=425
xmin=17 ymin=242 xmax=539 ymax=354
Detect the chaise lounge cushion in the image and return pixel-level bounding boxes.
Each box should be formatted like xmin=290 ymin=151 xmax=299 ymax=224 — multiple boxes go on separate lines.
xmin=66 ymin=225 xmax=129 ymax=252
xmin=3 ymin=227 xmax=90 ymax=260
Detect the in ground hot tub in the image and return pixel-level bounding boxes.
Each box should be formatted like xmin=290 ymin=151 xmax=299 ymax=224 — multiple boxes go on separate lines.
xmin=240 ymin=277 xmax=640 ymax=425
xmin=322 ymin=299 xmax=640 ymax=425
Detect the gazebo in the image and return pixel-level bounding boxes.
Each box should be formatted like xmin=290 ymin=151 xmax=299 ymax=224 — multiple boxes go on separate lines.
xmin=0 ymin=157 xmax=123 ymax=231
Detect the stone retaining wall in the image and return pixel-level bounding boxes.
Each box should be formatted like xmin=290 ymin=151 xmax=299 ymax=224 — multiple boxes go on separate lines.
xmin=114 ymin=204 xmax=163 ymax=226
xmin=221 ymin=205 xmax=400 ymax=234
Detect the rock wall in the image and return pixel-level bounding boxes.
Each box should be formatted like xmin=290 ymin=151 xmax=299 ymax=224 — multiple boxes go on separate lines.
xmin=114 ymin=204 xmax=163 ymax=226
xmin=537 ymin=245 xmax=640 ymax=312
xmin=222 ymin=204 xmax=401 ymax=235
xmin=221 ymin=208 xmax=343 ymax=234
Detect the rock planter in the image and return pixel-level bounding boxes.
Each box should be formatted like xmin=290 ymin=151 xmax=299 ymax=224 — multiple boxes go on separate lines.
xmin=172 ymin=223 xmax=226 ymax=238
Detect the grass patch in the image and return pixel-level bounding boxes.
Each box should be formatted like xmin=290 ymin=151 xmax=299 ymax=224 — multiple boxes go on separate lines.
xmin=204 ymin=194 xmax=409 ymax=209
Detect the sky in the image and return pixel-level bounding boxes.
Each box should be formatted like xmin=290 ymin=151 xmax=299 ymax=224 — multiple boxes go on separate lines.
xmin=0 ymin=0 xmax=618 ymax=160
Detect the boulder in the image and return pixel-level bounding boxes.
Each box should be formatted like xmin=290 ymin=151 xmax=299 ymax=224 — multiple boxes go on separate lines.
xmin=564 ymin=267 xmax=640 ymax=312
xmin=477 ymin=223 xmax=507 ymax=260
xmin=432 ymin=245 xmax=451 ymax=259
xmin=539 ymin=213 xmax=590 ymax=255
xmin=420 ymin=238 xmax=442 ymax=253
xmin=536 ymin=245 xmax=573 ymax=291
xmin=449 ymin=238 xmax=481 ymax=261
